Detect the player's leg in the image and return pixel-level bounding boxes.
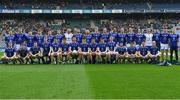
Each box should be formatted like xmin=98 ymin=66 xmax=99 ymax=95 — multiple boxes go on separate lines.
xmin=170 ymin=47 xmax=173 ymax=63
xmin=77 ymin=51 xmax=83 ymax=64
xmin=105 ymin=52 xmax=111 ymax=63
xmin=87 ymin=52 xmax=92 ymax=64
xmin=115 ymin=53 xmax=119 ymax=63
xmin=58 ymin=52 xmax=62 ymax=64
xmin=50 ymin=52 xmax=54 ymax=64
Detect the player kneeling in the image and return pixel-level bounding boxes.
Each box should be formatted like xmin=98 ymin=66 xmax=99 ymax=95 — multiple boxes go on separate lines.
xmin=16 ymin=43 xmax=30 ymax=64
xmin=29 ymin=42 xmax=42 ymax=64
xmin=115 ymin=43 xmax=127 ymax=63
xmin=49 ymin=38 xmax=62 ymax=64
xmin=125 ymin=42 xmax=137 ymax=63
xmin=1 ymin=42 xmax=17 ymax=64
xmin=149 ymin=41 xmax=160 ymax=64
xmin=137 ymin=42 xmax=150 ymax=63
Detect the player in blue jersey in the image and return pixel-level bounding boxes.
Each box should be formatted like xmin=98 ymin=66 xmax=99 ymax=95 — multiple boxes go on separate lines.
xmin=106 ymin=36 xmax=117 ymax=63
xmin=36 ymin=30 xmax=44 ymax=47
xmin=169 ymin=29 xmax=179 ymax=64
xmin=5 ymin=31 xmax=15 ymax=47
xmin=117 ymin=28 xmax=126 ymax=46
xmin=26 ymin=31 xmax=36 ymax=50
xmin=110 ymin=28 xmax=118 ymax=43
xmin=126 ymin=28 xmax=135 ymax=47
xmin=137 ymin=42 xmax=150 ymax=63
xmin=1 ymin=42 xmax=17 ymax=64
xmin=17 ymin=43 xmax=29 ymax=64
xmin=101 ymin=28 xmax=110 ymax=43
xmin=149 ymin=41 xmax=160 ymax=64
xmin=60 ymin=38 xmax=69 ymax=63
xmin=42 ymin=38 xmax=51 ymax=64
xmin=160 ymin=29 xmax=169 ymax=63
xmin=56 ymin=31 xmax=64 ymax=44
xmin=92 ymin=28 xmax=101 ymax=43
xmin=73 ymin=28 xmax=83 ymax=44
xmin=98 ymin=38 xmax=107 ymax=63
xmin=29 ymin=42 xmax=42 ymax=64
xmin=47 ymin=30 xmax=54 ymax=45
xmin=69 ymin=37 xmax=79 ymax=63
xmin=15 ymin=31 xmax=25 ymax=50
xmin=84 ymin=29 xmax=92 ymax=44
xmin=115 ymin=43 xmax=127 ymax=63
xmin=49 ymin=38 xmax=61 ymax=64
xmin=89 ymin=38 xmax=97 ymax=64
xmin=125 ymin=42 xmax=138 ymax=63
xmin=135 ymin=29 xmax=145 ymax=49
xmin=78 ymin=38 xmax=89 ymax=64
xmin=152 ymin=29 xmax=160 ymax=51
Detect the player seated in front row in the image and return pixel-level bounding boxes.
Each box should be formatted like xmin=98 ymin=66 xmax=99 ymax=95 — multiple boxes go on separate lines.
xmin=49 ymin=38 xmax=62 ymax=64
xmin=149 ymin=41 xmax=161 ymax=64
xmin=115 ymin=43 xmax=127 ymax=63
xmin=16 ymin=43 xmax=29 ymax=64
xmin=1 ymin=42 xmax=17 ymax=64
xmin=136 ymin=42 xmax=150 ymax=63
xmin=29 ymin=42 xmax=42 ymax=64
xmin=125 ymin=42 xmax=138 ymax=63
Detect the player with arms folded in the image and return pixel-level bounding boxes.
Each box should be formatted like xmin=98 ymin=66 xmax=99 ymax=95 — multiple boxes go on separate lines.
xmin=1 ymin=42 xmax=17 ymax=64
xmin=115 ymin=43 xmax=127 ymax=64
xmin=149 ymin=41 xmax=161 ymax=64
xmin=16 ymin=43 xmax=29 ymax=64
xmin=29 ymin=42 xmax=42 ymax=64
xmin=137 ymin=42 xmax=150 ymax=63
xmin=125 ymin=42 xmax=137 ymax=63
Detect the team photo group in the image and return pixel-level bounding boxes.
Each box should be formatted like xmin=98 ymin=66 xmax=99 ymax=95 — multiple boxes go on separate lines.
xmin=1 ymin=27 xmax=179 ymax=65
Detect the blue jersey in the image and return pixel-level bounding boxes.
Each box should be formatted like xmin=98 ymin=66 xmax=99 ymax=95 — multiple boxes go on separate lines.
xmin=126 ymin=33 xmax=135 ymax=43
xmin=107 ymin=41 xmax=116 ymax=51
xmin=92 ymin=32 xmax=101 ymax=43
xmin=169 ymin=34 xmax=179 ymax=47
xmin=117 ymin=33 xmax=126 ymax=44
xmin=150 ymin=47 xmax=158 ymax=55
xmin=60 ymin=43 xmax=69 ymax=52
xmin=101 ymin=33 xmax=110 ymax=43
xmin=135 ymin=34 xmax=145 ymax=45
xmin=90 ymin=43 xmax=97 ymax=52
xmin=18 ymin=48 xmax=28 ymax=57
xmin=5 ymin=35 xmax=15 ymax=46
xmin=80 ymin=43 xmax=89 ymax=52
xmin=110 ymin=32 xmax=118 ymax=43
xmin=47 ymin=35 xmax=54 ymax=44
xmin=98 ymin=43 xmax=107 ymax=52
xmin=160 ymin=33 xmax=169 ymax=44
xmin=5 ymin=47 xmax=15 ymax=57
xmin=30 ymin=47 xmax=40 ymax=55
xmin=115 ymin=47 xmax=126 ymax=55
xmin=139 ymin=47 xmax=149 ymax=56
xmin=70 ymin=42 xmax=79 ymax=51
xmin=73 ymin=33 xmax=83 ymax=43
xmin=84 ymin=34 xmax=92 ymax=44
xmin=51 ymin=43 xmax=59 ymax=52
xmin=152 ymin=32 xmax=160 ymax=44
xmin=15 ymin=33 xmax=25 ymax=44
xmin=42 ymin=43 xmax=50 ymax=54
xmin=56 ymin=34 xmax=64 ymax=44
xmin=127 ymin=47 xmax=136 ymax=54
xmin=26 ymin=35 xmax=36 ymax=47
xmin=36 ymin=35 xmax=44 ymax=47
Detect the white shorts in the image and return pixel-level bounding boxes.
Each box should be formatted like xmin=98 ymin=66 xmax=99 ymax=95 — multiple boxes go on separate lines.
xmin=161 ymin=43 xmax=169 ymax=50
xmin=72 ymin=50 xmax=78 ymax=54
xmin=83 ymin=52 xmax=87 ymax=55
xmin=27 ymin=47 xmax=31 ymax=51
xmin=126 ymin=44 xmax=130 ymax=47
xmin=110 ymin=51 xmax=116 ymax=54
xmin=16 ymin=44 xmax=20 ymax=50
xmin=63 ymin=52 xmax=67 ymax=55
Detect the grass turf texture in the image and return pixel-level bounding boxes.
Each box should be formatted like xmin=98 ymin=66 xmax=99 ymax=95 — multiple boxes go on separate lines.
xmin=0 ymin=64 xmax=180 ymax=99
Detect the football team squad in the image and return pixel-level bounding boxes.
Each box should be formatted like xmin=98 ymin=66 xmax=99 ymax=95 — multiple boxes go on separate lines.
xmin=1 ymin=27 xmax=179 ymax=65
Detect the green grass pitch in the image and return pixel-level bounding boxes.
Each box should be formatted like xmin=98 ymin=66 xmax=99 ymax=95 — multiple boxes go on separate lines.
xmin=0 ymin=64 xmax=180 ymax=99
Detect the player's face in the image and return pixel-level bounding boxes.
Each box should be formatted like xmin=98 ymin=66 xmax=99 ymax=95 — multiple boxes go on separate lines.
xmin=72 ymin=38 xmax=76 ymax=43
xmin=103 ymin=28 xmax=107 ymax=33
xmin=141 ymin=42 xmax=145 ymax=47
xmin=100 ymin=39 xmax=104 ymax=43
xmin=85 ymin=30 xmax=90 ymax=34
xmin=130 ymin=43 xmax=134 ymax=47
xmin=91 ymin=39 xmax=95 ymax=43
xmin=67 ymin=29 xmax=71 ymax=34
xmin=109 ymin=37 xmax=113 ymax=41
xmin=48 ymin=31 xmax=52 ymax=35
xmin=82 ymin=39 xmax=86 ymax=43
xmin=152 ymin=42 xmax=156 ymax=47
xmin=8 ymin=42 xmax=12 ymax=48
xmin=29 ymin=31 xmax=32 ymax=35
xmin=54 ymin=39 xmax=58 ymax=43
xmin=120 ymin=43 xmax=123 ymax=47
xmin=34 ymin=43 xmax=38 ymax=47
